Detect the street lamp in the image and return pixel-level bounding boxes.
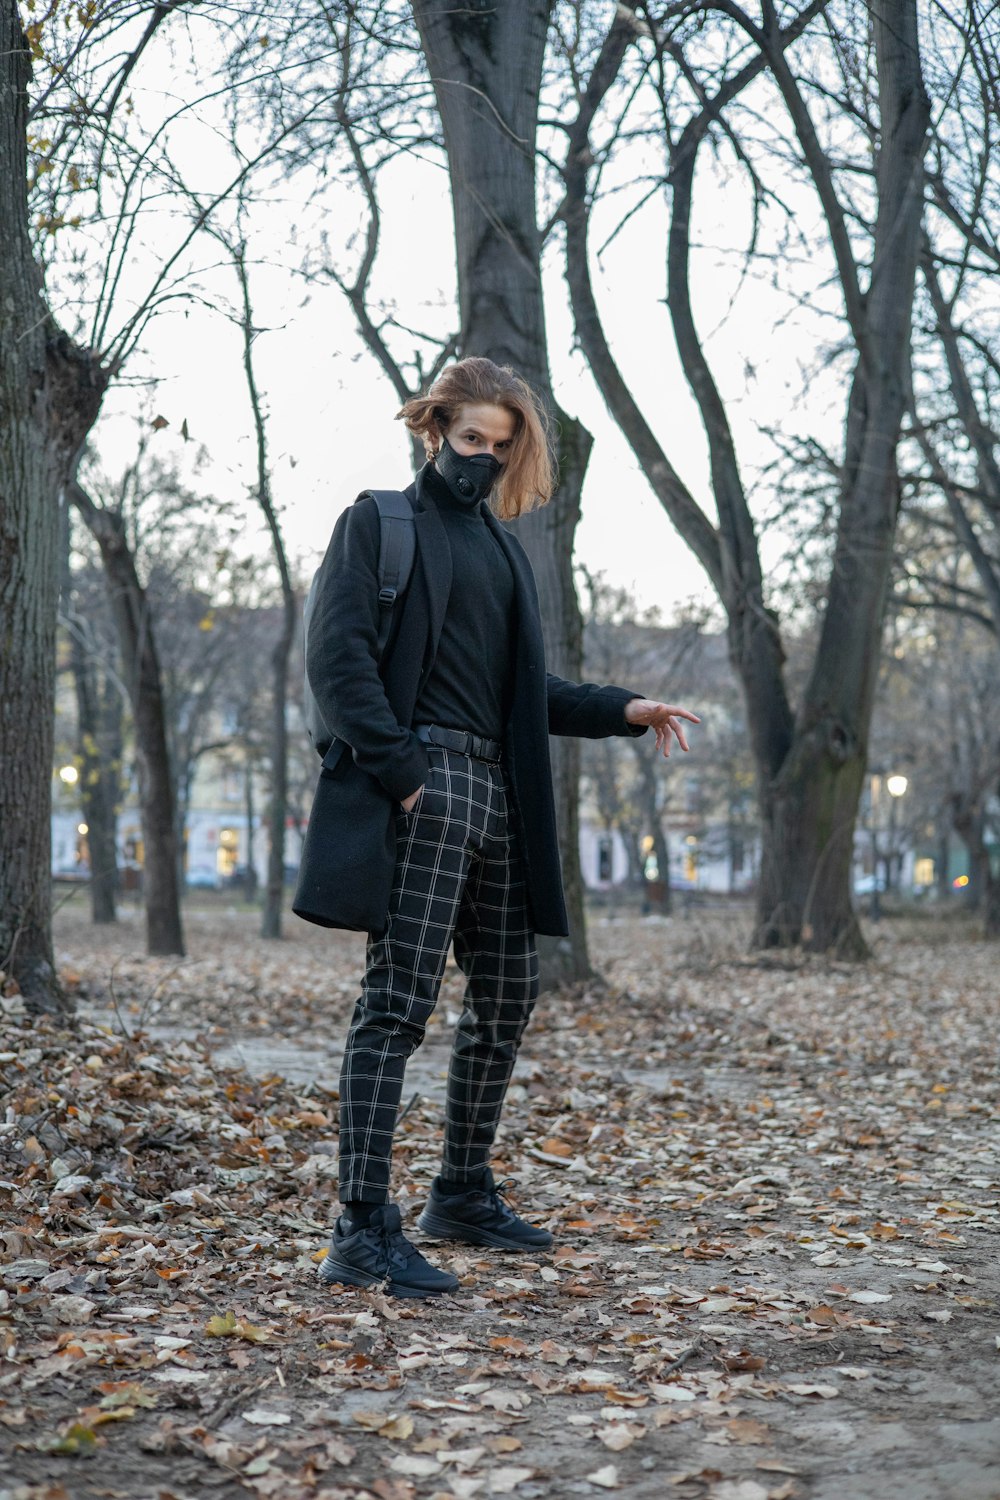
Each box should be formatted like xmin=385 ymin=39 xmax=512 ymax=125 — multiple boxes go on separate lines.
xmin=887 ymin=774 xmax=908 ymax=892
xmin=58 ymin=765 xmax=78 ymax=786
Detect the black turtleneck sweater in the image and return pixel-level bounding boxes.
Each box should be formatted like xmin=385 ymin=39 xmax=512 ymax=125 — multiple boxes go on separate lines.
xmin=414 ymin=465 xmax=515 ymax=741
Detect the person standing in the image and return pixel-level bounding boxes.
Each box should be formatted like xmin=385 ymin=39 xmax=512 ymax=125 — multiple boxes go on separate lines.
xmin=300 ymin=357 xmax=698 ymax=1297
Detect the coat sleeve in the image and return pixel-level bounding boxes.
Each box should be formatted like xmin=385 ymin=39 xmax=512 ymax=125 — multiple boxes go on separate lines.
xmin=306 ymin=498 xmax=428 ymax=801
xmin=546 ymin=673 xmax=647 ymax=739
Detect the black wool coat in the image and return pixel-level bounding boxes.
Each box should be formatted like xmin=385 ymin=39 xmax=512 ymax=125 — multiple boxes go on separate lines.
xmin=293 ymin=467 xmax=644 ymax=937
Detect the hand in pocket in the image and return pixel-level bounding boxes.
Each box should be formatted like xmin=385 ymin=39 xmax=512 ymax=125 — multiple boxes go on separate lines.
xmin=400 ymin=785 xmax=424 ymax=815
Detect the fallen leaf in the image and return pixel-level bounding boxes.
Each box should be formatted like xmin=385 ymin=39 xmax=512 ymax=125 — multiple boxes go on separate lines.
xmin=205 ymin=1310 xmax=272 ymax=1342
xmin=597 ymin=1423 xmax=644 ymax=1451
xmin=43 ymin=1423 xmax=98 ymax=1455
xmin=490 ymin=1336 xmax=530 ymax=1357
xmin=488 ymin=1467 xmax=536 ymax=1492
xmin=351 ymin=1411 xmax=414 ymax=1439
xmin=726 ymin=1418 xmax=770 ymax=1444
xmin=708 ymin=1482 xmax=770 ymax=1500
xmin=649 ymin=1383 xmax=699 ymax=1402
xmin=389 ymin=1454 xmax=442 ymax=1477
xmin=242 ymin=1409 xmax=292 ymax=1426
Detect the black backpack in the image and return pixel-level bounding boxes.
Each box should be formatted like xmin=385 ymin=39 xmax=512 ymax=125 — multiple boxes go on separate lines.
xmin=303 ymin=490 xmax=416 ymax=757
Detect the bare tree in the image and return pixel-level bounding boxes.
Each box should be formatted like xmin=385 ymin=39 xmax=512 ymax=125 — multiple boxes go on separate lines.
xmin=69 ymin=455 xmax=185 ymax=957
xmin=62 ymin=559 xmax=125 ymax=925
xmin=0 ymin=0 xmax=109 ymax=1012
xmin=560 ymin=0 xmax=930 ymax=955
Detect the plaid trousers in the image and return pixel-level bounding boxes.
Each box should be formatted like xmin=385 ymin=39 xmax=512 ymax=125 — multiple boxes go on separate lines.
xmin=338 ymin=746 xmax=539 ymax=1203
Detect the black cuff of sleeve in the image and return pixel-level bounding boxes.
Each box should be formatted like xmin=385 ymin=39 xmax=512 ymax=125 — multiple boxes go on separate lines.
xmin=378 ymin=737 xmax=430 ymax=802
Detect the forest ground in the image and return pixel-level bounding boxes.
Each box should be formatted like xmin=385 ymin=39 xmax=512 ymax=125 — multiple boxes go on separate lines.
xmin=1 ymin=897 xmax=998 ymax=1500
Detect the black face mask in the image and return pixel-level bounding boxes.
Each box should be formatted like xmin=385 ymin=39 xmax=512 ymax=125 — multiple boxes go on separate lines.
xmin=435 ymin=435 xmax=502 ymax=505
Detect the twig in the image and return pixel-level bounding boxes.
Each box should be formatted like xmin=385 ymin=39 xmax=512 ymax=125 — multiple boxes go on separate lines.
xmin=202 ymin=1374 xmax=273 ymax=1430
xmin=395 ymin=1091 xmax=421 ymax=1125
xmin=660 ymin=1338 xmax=704 ymax=1377
xmin=137 ymin=964 xmax=193 ymax=1028
xmin=107 ymin=960 xmax=133 ymax=1041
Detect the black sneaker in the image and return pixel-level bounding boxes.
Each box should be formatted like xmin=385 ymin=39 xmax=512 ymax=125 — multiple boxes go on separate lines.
xmin=417 ymin=1169 xmax=553 ymax=1251
xmin=317 ymin=1204 xmax=459 ymax=1298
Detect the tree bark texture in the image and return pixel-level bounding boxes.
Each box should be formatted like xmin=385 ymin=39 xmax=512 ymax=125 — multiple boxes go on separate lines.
xmin=70 ymin=487 xmax=185 ymax=957
xmin=1 ymin=4 xmax=113 ymax=1007
xmin=411 ymin=0 xmax=592 ymax=986
xmin=69 ymin=626 xmax=122 ymax=924
xmin=565 ymin=0 xmax=928 ymax=955
xmin=0 ymin=5 xmax=63 ymax=1010
xmin=951 ymin=796 xmax=1000 ymax=939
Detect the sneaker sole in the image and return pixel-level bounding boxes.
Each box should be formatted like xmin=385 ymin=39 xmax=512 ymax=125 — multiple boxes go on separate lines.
xmin=416 ymin=1209 xmax=552 ymax=1252
xmin=317 ymin=1255 xmax=456 ymax=1299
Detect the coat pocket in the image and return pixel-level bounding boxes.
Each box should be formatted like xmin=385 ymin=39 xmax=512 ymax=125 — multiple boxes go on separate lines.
xmin=293 ymin=758 xmax=395 ymax=932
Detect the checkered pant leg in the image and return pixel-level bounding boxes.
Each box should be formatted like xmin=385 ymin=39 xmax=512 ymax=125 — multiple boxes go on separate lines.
xmin=444 ymin=824 xmax=538 ymax=1182
xmin=337 ymin=748 xmax=538 ymax=1203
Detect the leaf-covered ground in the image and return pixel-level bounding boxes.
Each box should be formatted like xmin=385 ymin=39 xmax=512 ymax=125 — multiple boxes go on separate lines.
xmin=2 ymin=901 xmax=998 ymax=1500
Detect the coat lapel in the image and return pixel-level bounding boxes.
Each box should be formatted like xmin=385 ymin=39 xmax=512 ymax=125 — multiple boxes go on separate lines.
xmin=483 ymin=508 xmax=545 ymax=677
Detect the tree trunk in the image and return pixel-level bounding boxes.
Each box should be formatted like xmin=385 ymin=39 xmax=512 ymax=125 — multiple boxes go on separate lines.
xmin=70 ymin=487 xmax=185 ymax=956
xmin=0 ymin=3 xmax=65 ymax=1011
xmin=69 ymin=626 xmax=122 ymax=924
xmin=232 ymin=241 xmax=294 ymax=939
xmin=951 ymin=800 xmax=1000 ymax=934
xmin=410 ymin=0 xmax=592 ymax=988
xmin=755 ymin=733 xmax=866 ymax=953
xmin=631 ymin=742 xmax=671 ymax=913
xmin=245 ymin=760 xmax=258 ymax=904
xmin=936 ymin=827 xmax=951 ymax=901
xmin=984 ymin=867 xmax=1000 ymax=939
xmin=262 ymin=601 xmax=294 ymax=934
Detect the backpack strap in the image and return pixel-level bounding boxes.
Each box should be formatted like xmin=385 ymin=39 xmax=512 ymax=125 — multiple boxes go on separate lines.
xmin=360 ymin=490 xmax=416 ymax=660
xmin=303 ymin=489 xmax=416 ymax=757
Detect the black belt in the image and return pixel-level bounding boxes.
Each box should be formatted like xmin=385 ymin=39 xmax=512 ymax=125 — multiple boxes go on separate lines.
xmin=415 ymin=723 xmax=502 ymax=763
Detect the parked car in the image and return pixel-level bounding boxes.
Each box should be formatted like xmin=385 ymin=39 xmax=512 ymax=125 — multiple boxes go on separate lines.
xmin=185 ymin=865 xmax=221 ymax=889
xmin=853 ymin=873 xmax=887 ymax=896
xmin=53 ymin=864 xmax=90 ymax=884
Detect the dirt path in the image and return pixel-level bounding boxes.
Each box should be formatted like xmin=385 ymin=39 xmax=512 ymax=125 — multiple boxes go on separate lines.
xmin=2 ymin=904 xmax=998 ymax=1499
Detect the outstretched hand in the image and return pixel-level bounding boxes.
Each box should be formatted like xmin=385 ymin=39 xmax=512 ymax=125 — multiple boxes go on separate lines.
xmin=624 ymin=699 xmax=700 ymax=758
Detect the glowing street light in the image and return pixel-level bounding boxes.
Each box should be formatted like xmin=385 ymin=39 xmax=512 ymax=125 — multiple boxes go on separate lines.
xmin=58 ymin=765 xmax=78 ymax=786
xmin=886 ymin=774 xmax=909 ymax=893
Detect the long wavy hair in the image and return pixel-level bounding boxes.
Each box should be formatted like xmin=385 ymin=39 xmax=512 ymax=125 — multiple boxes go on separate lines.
xmin=397 ymin=357 xmax=555 ymax=520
